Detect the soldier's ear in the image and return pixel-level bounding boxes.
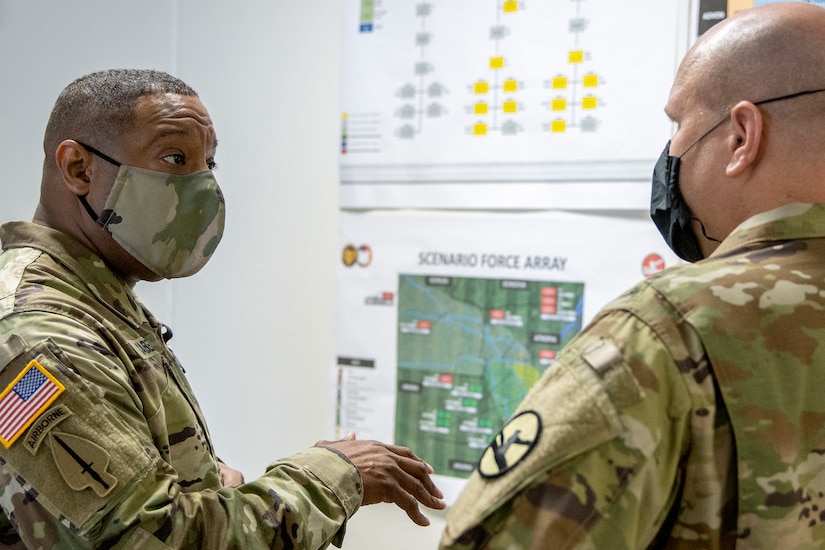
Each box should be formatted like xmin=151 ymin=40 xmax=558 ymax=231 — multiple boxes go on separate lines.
xmin=54 ymin=140 xmax=94 ymax=196
xmin=725 ymin=101 xmax=763 ymax=177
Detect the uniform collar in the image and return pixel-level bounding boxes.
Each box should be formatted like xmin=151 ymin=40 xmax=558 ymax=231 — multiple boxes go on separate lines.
xmin=0 ymin=221 xmax=147 ymax=329
xmin=709 ymin=203 xmax=825 ymax=260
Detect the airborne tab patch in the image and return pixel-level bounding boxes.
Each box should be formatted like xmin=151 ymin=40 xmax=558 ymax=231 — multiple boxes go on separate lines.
xmin=0 ymin=359 xmax=65 ymax=448
xmin=25 ymin=404 xmax=73 ymax=455
xmin=478 ymin=411 xmax=542 ymax=479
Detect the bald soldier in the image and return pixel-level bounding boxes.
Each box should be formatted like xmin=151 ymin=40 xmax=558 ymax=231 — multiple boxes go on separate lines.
xmin=441 ymin=3 xmax=825 ymax=548
xmin=0 ymin=69 xmax=444 ymax=548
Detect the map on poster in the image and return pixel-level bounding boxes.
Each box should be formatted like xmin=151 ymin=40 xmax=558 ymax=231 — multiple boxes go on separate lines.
xmin=394 ymin=274 xmax=584 ymax=478
xmin=340 ymin=0 xmax=683 ymax=208
xmin=333 ymin=210 xmax=681 ymax=501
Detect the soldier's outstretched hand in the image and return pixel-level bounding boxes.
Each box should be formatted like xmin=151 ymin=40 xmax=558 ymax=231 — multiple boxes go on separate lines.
xmin=316 ymin=432 xmax=446 ymax=526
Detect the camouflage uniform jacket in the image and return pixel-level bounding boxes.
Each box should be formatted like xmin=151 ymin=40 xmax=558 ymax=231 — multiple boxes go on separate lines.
xmin=0 ymin=221 xmax=362 ymax=549
xmin=441 ymin=202 xmax=825 ymax=549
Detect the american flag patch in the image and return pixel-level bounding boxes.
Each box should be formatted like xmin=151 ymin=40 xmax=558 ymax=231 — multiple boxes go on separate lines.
xmin=0 ymin=359 xmax=65 ymax=448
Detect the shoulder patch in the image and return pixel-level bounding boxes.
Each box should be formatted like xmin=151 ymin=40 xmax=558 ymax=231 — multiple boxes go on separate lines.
xmin=0 ymin=340 xmax=158 ymax=532
xmin=50 ymin=431 xmax=117 ymax=497
xmin=0 ymin=359 xmax=65 ymax=448
xmin=443 ymin=340 xmax=635 ymax=543
xmin=478 ymin=411 xmax=542 ymax=479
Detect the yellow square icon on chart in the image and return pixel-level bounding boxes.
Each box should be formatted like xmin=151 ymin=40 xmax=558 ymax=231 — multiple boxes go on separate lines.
xmin=551 ymin=98 xmax=567 ymax=111
xmin=490 ymin=57 xmax=504 ymax=69
xmin=552 ymin=76 xmax=568 ymax=89
xmin=473 ymin=122 xmax=488 ymax=135
xmin=503 ymin=101 xmax=517 ymax=113
xmin=583 ymin=74 xmax=598 ymax=87
xmin=503 ymin=1 xmax=518 ymax=12
xmin=582 ymin=96 xmax=598 ymax=109
xmin=551 ymin=120 xmax=566 ymax=133
xmin=474 ymin=81 xmax=489 ymax=94
xmin=568 ymin=50 xmax=584 ymax=63
xmin=474 ymin=103 xmax=488 ymax=115
xmin=503 ymin=79 xmax=518 ymax=92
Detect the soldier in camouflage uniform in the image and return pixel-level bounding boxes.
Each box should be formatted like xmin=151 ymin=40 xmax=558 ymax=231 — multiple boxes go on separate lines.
xmin=441 ymin=3 xmax=825 ymax=548
xmin=0 ymin=69 xmax=444 ymax=549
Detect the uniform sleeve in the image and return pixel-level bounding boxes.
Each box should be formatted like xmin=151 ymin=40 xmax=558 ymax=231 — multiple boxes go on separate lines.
xmin=440 ymin=307 xmax=696 ymax=549
xmin=0 ymin=312 xmax=362 ymax=550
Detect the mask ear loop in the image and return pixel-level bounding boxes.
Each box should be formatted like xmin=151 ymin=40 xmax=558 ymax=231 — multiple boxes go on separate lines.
xmin=77 ymin=195 xmax=105 ymax=226
xmin=691 ymin=217 xmax=721 ymax=243
xmin=73 ymin=141 xmax=123 ymax=227
xmin=74 ymin=141 xmax=122 ymax=168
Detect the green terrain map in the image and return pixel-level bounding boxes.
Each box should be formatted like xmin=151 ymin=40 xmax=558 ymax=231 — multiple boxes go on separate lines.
xmin=394 ymin=274 xmax=585 ymax=478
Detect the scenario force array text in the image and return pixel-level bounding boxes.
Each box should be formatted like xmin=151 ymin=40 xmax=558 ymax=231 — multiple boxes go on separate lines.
xmin=419 ymin=251 xmax=568 ymax=271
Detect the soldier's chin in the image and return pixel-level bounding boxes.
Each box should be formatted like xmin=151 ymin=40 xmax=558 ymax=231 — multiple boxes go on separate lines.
xmin=123 ymin=253 xmax=164 ymax=282
xmin=129 ymin=261 xmax=164 ymax=283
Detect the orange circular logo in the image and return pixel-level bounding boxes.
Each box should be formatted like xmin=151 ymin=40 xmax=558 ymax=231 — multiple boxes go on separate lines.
xmin=642 ymin=253 xmax=665 ymax=277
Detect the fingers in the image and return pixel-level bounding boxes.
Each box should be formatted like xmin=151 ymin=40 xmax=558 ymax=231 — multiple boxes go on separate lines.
xmin=218 ymin=461 xmax=245 ymax=488
xmin=392 ymin=452 xmax=445 ymax=508
xmin=360 ymin=443 xmax=446 ymax=515
xmin=315 ymin=438 xmax=447 ymax=526
xmin=397 ymin=489 xmax=433 ymax=526
xmin=387 ymin=453 xmax=447 ymax=527
xmin=380 ymin=444 xmax=444 ymax=505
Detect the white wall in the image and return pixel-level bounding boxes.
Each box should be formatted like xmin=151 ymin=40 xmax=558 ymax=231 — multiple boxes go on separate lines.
xmin=0 ymin=0 xmax=445 ymax=547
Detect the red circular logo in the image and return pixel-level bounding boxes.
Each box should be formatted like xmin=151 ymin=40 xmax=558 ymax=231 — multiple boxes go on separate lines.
xmin=642 ymin=253 xmax=665 ymax=277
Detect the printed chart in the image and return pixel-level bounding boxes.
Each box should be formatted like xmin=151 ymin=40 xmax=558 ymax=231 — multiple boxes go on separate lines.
xmin=340 ymin=0 xmax=682 ymax=208
xmin=332 ymin=209 xmax=681 ymax=501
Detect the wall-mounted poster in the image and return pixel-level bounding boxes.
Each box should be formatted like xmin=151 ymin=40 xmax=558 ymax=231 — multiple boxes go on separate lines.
xmin=333 ymin=209 xmax=680 ymax=501
xmin=339 ymin=0 xmax=685 ymax=209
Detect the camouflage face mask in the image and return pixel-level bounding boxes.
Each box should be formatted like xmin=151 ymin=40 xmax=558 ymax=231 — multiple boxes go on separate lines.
xmin=75 ymin=142 xmax=225 ymax=279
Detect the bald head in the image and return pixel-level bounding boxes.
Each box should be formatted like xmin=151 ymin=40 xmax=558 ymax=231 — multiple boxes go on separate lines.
xmin=677 ymin=3 xmax=825 ymax=117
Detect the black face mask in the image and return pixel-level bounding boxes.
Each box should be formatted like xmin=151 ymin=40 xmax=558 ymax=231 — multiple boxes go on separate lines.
xmin=649 ymin=87 xmax=825 ymax=263
xmin=650 ymin=141 xmax=704 ymax=263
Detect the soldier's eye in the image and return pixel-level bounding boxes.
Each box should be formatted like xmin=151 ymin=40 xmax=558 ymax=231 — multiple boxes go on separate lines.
xmin=163 ymin=153 xmax=186 ymax=165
